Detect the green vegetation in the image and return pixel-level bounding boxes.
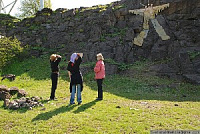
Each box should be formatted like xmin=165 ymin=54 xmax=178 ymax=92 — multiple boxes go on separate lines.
xmin=80 ymin=2 xmax=126 ymax=13
xmin=0 ymin=37 xmax=23 ymax=70
xmin=79 ymin=29 xmax=84 ymax=33
xmin=74 ymin=8 xmax=81 ymax=18
xmin=0 ymin=13 xmax=20 ymax=29
xmin=188 ymin=51 xmax=200 ymax=60
xmin=80 ymin=4 xmax=109 ymax=13
xmin=112 ymin=4 xmax=126 ymax=11
xmin=28 ymin=24 xmax=41 ymax=31
xmin=106 ymin=27 xmax=127 ymax=37
xmin=0 ymin=56 xmax=199 ymax=133
xmin=28 ymin=43 xmax=63 ymax=55
xmin=100 ymin=27 xmax=128 ymax=42
xmin=105 ymin=58 xmax=132 ymax=71
xmin=78 ymin=42 xmax=86 ymax=48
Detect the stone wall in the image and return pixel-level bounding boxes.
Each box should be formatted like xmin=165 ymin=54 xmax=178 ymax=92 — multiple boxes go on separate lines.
xmin=0 ymin=0 xmax=200 ymax=84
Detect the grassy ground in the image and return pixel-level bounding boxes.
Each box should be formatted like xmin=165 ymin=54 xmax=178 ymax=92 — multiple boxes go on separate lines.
xmin=0 ymin=56 xmax=199 ymax=133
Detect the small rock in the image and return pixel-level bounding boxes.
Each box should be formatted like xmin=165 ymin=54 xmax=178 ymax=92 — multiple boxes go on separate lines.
xmin=8 ymin=101 xmax=19 ymax=109
xmin=0 ymin=85 xmax=9 ymax=92
xmin=11 ymin=105 xmax=19 ymax=110
xmin=63 ymin=98 xmax=68 ymax=100
xmin=31 ymin=96 xmax=41 ymax=102
xmin=130 ymin=108 xmax=139 ymax=110
xmin=3 ymin=99 xmax=10 ymax=107
xmin=33 ymin=102 xmax=38 ymax=105
xmin=40 ymin=108 xmax=46 ymax=111
xmin=141 ymin=102 xmax=148 ymax=105
xmin=0 ymin=91 xmax=12 ymax=100
xmin=39 ymin=104 xmax=44 ymax=107
xmin=1 ymin=74 xmax=15 ymax=81
xmin=21 ymin=103 xmax=28 ymax=108
xmin=18 ymin=100 xmax=26 ymax=106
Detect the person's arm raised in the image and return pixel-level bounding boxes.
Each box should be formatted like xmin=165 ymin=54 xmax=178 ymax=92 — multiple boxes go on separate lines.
xmin=56 ymin=54 xmax=62 ymax=62
xmin=68 ymin=71 xmax=71 ymax=80
xmin=77 ymin=53 xmax=83 ymax=58
xmin=56 ymin=54 xmax=62 ymax=58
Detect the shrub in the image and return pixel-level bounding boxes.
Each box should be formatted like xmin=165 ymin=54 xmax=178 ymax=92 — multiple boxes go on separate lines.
xmin=0 ymin=37 xmax=23 ymax=69
xmin=0 ymin=13 xmax=20 ymax=29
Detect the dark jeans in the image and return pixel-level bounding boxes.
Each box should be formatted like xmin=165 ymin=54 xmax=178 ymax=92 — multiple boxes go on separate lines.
xmin=50 ymin=73 xmax=58 ymax=99
xmin=97 ymin=79 xmax=103 ymax=99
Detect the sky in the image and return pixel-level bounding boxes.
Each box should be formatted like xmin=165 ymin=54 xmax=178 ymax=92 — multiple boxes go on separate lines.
xmin=3 ymin=0 xmax=120 ymax=16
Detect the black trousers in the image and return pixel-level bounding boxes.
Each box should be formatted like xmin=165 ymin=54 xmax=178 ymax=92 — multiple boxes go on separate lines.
xmin=50 ymin=73 xmax=58 ymax=99
xmin=97 ymin=79 xmax=103 ymax=99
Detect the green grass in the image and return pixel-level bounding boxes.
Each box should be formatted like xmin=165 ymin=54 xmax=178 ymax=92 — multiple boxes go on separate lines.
xmin=0 ymin=56 xmax=199 ymax=133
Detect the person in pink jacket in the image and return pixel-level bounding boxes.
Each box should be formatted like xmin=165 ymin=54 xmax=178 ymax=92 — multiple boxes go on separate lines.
xmin=94 ymin=53 xmax=105 ymax=100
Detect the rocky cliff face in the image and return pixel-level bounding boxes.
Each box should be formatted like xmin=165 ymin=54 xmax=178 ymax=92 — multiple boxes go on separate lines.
xmin=0 ymin=0 xmax=200 ymax=84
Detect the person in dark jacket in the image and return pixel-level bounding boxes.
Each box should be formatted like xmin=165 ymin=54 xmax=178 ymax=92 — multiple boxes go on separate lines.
xmin=67 ymin=53 xmax=83 ymax=105
xmin=50 ymin=54 xmax=62 ymax=100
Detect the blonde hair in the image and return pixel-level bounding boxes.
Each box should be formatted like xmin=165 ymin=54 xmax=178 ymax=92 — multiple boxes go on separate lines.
xmin=97 ymin=53 xmax=104 ymax=61
xmin=50 ymin=54 xmax=56 ymax=61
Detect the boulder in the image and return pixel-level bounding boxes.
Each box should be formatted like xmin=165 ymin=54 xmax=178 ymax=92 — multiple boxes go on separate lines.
xmin=3 ymin=99 xmax=10 ymax=107
xmin=0 ymin=91 xmax=12 ymax=100
xmin=1 ymin=74 xmax=16 ymax=81
xmin=116 ymin=20 xmax=127 ymax=28
xmin=17 ymin=89 xmax=28 ymax=98
xmin=148 ymin=64 xmax=181 ymax=79
xmin=149 ymin=64 xmax=177 ymax=74
xmin=9 ymin=87 xmax=19 ymax=95
xmin=119 ymin=8 xmax=128 ymax=16
xmin=150 ymin=42 xmax=168 ymax=61
xmin=183 ymin=74 xmax=200 ymax=85
xmin=8 ymin=101 xmax=20 ymax=110
xmin=0 ymin=85 xmax=9 ymax=92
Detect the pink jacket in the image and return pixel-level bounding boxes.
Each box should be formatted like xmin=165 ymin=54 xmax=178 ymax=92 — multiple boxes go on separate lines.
xmin=94 ymin=60 xmax=105 ymax=79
